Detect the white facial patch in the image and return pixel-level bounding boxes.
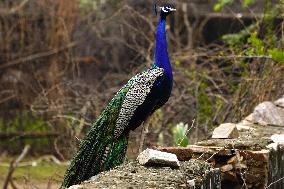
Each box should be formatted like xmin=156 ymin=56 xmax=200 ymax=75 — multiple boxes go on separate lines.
xmin=161 ymin=7 xmax=169 ymax=13
xmin=160 ymin=6 xmax=176 ymax=13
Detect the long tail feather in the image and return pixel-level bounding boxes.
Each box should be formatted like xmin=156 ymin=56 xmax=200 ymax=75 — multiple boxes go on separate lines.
xmin=61 ymin=83 xmax=132 ymax=188
xmin=60 ymin=118 xmax=129 ymax=188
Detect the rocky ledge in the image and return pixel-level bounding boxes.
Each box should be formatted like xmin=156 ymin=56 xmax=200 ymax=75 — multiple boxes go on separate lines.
xmin=68 ymin=160 xmax=220 ymax=189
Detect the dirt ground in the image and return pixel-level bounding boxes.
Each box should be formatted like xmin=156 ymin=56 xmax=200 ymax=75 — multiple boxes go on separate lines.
xmin=77 ymin=160 xmax=218 ymax=189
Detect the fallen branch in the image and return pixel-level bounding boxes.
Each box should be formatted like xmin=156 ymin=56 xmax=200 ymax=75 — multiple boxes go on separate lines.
xmin=2 ymin=145 xmax=30 ymax=189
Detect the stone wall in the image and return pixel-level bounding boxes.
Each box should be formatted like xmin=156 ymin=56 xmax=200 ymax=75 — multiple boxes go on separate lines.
xmin=68 ymin=96 xmax=284 ymax=189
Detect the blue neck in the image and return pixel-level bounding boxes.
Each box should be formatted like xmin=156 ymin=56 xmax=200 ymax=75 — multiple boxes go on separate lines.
xmin=154 ymin=17 xmax=173 ymax=79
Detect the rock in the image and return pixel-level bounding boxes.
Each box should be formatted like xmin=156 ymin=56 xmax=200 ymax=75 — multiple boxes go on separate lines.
xmin=76 ymin=161 xmax=221 ymax=189
xmin=244 ymin=113 xmax=257 ymax=123
xmin=266 ymin=143 xmax=279 ymax=150
xmin=271 ymin=134 xmax=284 ymax=144
xmin=137 ymin=148 xmax=180 ymax=168
xmin=236 ymin=122 xmax=256 ymax=131
xmin=188 ymin=145 xmax=234 ymax=156
xmin=234 ymin=163 xmax=247 ymax=169
xmin=251 ymin=101 xmax=284 ymax=126
xmin=223 ymin=171 xmax=237 ymax=182
xmin=156 ymin=147 xmax=193 ymax=161
xmin=67 ymin=185 xmax=83 ymax=189
xmin=274 ymin=98 xmax=284 ymax=108
xmin=187 ymin=179 xmax=195 ymax=187
xmin=212 ymin=123 xmax=239 ymax=139
xmin=220 ymin=164 xmax=233 ymax=172
xmin=227 ymin=155 xmax=240 ymax=164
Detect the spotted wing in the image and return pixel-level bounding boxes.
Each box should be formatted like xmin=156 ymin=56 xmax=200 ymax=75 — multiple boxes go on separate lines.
xmin=113 ymin=67 xmax=164 ymax=138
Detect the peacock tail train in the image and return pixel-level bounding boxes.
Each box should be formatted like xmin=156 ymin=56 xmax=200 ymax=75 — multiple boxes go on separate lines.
xmin=61 ymin=81 xmax=131 ymax=188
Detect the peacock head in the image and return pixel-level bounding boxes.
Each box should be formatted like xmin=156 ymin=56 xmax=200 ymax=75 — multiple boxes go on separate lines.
xmin=154 ymin=4 xmax=176 ymax=18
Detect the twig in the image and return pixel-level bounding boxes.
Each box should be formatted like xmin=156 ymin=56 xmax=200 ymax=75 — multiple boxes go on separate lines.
xmin=235 ymin=149 xmax=248 ymax=189
xmin=194 ymin=12 xmax=275 ymax=19
xmin=54 ymin=138 xmax=65 ymax=161
xmin=182 ymin=3 xmax=193 ymax=49
xmin=139 ymin=121 xmax=149 ymax=153
xmin=0 ymin=132 xmax=59 ymax=140
xmin=2 ymin=145 xmax=30 ymax=189
xmin=0 ymin=42 xmax=78 ymax=69
xmin=266 ymin=176 xmax=284 ymax=188
xmin=0 ymin=0 xmax=29 ymax=15
xmin=204 ymin=147 xmax=226 ymax=162
xmin=77 ymin=101 xmax=92 ymax=136
xmin=53 ymin=115 xmax=92 ymax=126
xmin=178 ymin=119 xmax=195 ymax=146
xmin=10 ymin=179 xmax=19 ymax=189
xmin=0 ymin=94 xmax=16 ymax=104
xmin=177 ymin=53 xmax=272 ymax=60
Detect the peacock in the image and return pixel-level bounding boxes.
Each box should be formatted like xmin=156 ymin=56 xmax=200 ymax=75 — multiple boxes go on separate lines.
xmin=61 ymin=4 xmax=176 ymax=188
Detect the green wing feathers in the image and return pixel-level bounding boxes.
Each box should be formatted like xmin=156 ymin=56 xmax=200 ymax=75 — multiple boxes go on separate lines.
xmin=61 ymin=81 xmax=132 ymax=188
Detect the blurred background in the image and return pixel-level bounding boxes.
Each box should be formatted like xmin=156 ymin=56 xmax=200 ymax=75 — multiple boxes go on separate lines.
xmin=0 ymin=0 xmax=283 ymax=188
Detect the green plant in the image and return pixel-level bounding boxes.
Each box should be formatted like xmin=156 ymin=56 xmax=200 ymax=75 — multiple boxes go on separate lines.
xmin=214 ymin=0 xmax=257 ymax=11
xmin=214 ymin=0 xmax=284 ymax=122
xmin=214 ymin=0 xmax=234 ymax=11
xmin=219 ymin=0 xmax=284 ymax=64
xmin=172 ymin=122 xmax=190 ymax=147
